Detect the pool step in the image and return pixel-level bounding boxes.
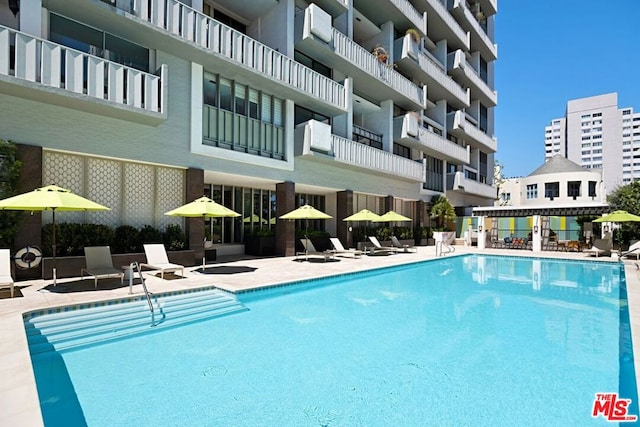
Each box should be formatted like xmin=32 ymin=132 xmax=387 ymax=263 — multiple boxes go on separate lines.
xmin=25 ymin=289 xmax=248 ymax=354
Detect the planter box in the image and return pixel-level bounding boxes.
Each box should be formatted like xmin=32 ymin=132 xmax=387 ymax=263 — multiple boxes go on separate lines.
xmin=33 ymin=250 xmax=197 ymax=280
xmin=244 ymin=236 xmax=275 ymax=256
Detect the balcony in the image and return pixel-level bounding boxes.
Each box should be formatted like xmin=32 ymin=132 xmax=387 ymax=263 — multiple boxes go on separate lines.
xmin=127 ymin=0 xmax=347 ymax=115
xmin=396 ymin=34 xmax=469 ymax=108
xmin=0 ymin=25 xmax=165 ymax=125
xmin=450 ymin=0 xmax=497 ymax=61
xmin=447 ymin=110 xmax=497 ymax=152
xmin=394 ymin=113 xmax=469 ymax=164
xmin=353 ymin=0 xmax=426 ymax=36
xmin=447 ymin=171 xmax=496 ymax=198
xmin=479 ymin=0 xmax=498 ymax=16
xmin=296 ymin=5 xmax=424 ymax=110
xmin=295 ymin=120 xmax=424 ymax=182
xmin=423 ymin=0 xmax=470 ymax=51
xmin=447 ymin=49 xmax=497 ymax=107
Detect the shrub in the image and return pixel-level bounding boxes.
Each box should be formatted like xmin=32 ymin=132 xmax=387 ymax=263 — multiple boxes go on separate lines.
xmin=163 ymin=224 xmax=186 ymax=251
xmin=113 ymin=225 xmax=140 ymax=254
xmin=139 ymin=225 xmax=163 ymax=247
xmin=0 ymin=139 xmax=22 ymax=248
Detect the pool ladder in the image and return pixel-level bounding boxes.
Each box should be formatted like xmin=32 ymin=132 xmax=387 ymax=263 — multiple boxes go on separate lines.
xmin=435 ymin=241 xmax=456 ymax=257
xmin=130 ymin=261 xmax=154 ymax=314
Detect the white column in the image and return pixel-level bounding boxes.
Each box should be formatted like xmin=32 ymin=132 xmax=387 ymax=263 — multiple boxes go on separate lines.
xmin=532 ymin=214 xmax=541 ymax=252
xmin=477 ymin=216 xmax=486 ymax=249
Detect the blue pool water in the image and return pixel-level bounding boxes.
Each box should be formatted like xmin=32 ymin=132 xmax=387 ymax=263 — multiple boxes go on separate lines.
xmin=28 ymin=255 xmax=638 ymax=426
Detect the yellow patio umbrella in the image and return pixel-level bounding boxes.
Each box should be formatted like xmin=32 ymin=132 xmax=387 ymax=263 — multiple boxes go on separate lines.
xmin=373 ymin=211 xmax=412 ymax=223
xmin=0 ymin=184 xmax=110 ymax=285
xmin=279 ymin=205 xmax=332 ymax=255
xmin=343 ymin=209 xmax=382 ymax=222
xmin=593 ymin=210 xmax=640 ymax=223
xmin=165 ymin=196 xmax=240 ymax=270
xmin=165 ymin=196 xmax=241 ymax=218
xmin=343 ymin=209 xmax=383 ymax=243
xmin=593 ymin=210 xmax=640 ymax=247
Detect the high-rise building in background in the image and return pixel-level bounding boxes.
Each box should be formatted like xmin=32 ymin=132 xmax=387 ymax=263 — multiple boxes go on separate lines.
xmin=0 ymin=0 xmax=497 ymax=258
xmin=545 ymin=93 xmax=640 ymax=194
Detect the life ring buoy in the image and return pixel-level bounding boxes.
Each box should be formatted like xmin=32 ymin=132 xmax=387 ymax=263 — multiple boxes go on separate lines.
xmin=15 ymin=246 xmax=43 ymax=270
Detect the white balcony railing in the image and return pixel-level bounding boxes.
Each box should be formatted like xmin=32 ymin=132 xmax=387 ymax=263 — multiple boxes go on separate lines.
xmin=133 ymin=0 xmax=346 ymax=109
xmin=391 ymin=0 xmax=425 ymax=32
xmin=333 ymin=29 xmax=423 ymax=106
xmin=450 ymin=171 xmax=495 ymax=198
xmin=447 ymin=49 xmax=496 ymax=106
xmin=462 ymin=118 xmax=497 ymax=152
xmin=447 ymin=110 xmax=497 ymax=152
xmin=424 ymin=0 xmax=469 ymax=49
xmin=397 ymin=114 xmax=469 ymax=163
xmin=332 ymin=134 xmax=424 ymax=181
xmin=0 ymin=25 xmax=163 ymax=113
xmin=415 ymin=47 xmax=468 ymax=105
xmin=417 ymin=126 xmax=470 ymax=163
xmin=454 ymin=0 xmax=497 ymax=60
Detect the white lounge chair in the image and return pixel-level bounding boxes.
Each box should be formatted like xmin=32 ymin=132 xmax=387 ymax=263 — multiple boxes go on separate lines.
xmin=390 ymin=236 xmax=417 ymax=253
xmin=329 ymin=238 xmax=362 ymax=258
xmin=368 ymin=236 xmax=399 ymax=254
xmin=298 ymin=239 xmax=335 ymax=262
xmin=141 ymin=244 xmax=184 ymax=279
xmin=81 ymin=246 xmax=124 ymax=289
xmin=583 ymin=239 xmax=612 ymax=257
xmin=0 ymin=249 xmax=14 ymax=298
xmin=623 ymin=241 xmax=640 ymax=260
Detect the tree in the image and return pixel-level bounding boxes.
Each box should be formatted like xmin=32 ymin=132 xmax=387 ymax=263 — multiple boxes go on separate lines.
xmin=0 ymin=139 xmax=22 ymax=248
xmin=606 ymin=181 xmax=640 ymax=245
xmin=429 ymin=195 xmax=456 ymax=230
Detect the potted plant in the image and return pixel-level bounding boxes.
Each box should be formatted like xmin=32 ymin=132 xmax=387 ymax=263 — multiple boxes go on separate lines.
xmin=244 ymin=227 xmax=275 ymax=256
xmin=372 ymin=45 xmax=388 ymax=64
xmin=406 ymin=28 xmax=420 ymax=43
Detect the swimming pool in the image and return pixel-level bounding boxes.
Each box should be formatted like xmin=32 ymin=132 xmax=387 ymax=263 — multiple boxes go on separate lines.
xmin=27 ymin=255 xmax=637 ymax=426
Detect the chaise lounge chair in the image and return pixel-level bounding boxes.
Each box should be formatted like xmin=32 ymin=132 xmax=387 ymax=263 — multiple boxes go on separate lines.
xmin=81 ymin=246 xmax=124 ymax=289
xmin=623 ymin=240 xmax=640 ymax=260
xmin=583 ymin=238 xmax=612 ymax=258
xmin=367 ymin=236 xmax=399 ymax=255
xmin=141 ymin=244 xmax=184 ymax=279
xmin=298 ymin=239 xmax=336 ymax=262
xmin=0 ymin=249 xmax=14 ymax=298
xmin=390 ymin=236 xmax=417 ymax=253
xmin=329 ymin=238 xmax=363 ymax=258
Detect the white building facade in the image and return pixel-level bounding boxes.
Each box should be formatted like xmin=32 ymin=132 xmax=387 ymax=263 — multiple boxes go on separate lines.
xmin=0 ymin=0 xmax=498 ymax=259
xmin=544 ymin=92 xmax=640 ymax=194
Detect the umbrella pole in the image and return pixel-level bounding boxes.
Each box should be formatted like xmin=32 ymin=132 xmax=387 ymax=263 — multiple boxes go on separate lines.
xmin=52 ymin=209 xmax=57 ymax=286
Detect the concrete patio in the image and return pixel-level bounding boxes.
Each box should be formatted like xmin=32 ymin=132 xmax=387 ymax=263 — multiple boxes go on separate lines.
xmin=2 ymin=245 xmax=639 ymax=426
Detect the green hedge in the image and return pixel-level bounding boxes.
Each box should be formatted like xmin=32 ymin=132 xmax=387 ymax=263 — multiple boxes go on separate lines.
xmin=41 ymin=223 xmax=186 ymax=257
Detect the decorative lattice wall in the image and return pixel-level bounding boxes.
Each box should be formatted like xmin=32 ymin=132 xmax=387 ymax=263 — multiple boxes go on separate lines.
xmin=43 ymin=151 xmax=184 ymax=229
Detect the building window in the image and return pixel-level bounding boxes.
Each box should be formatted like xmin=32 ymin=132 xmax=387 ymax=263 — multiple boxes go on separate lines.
xmin=567 ymin=181 xmax=581 ymax=199
xmin=423 ymin=156 xmax=443 ymax=192
xmin=545 ymin=182 xmax=559 ymax=200
xmin=50 ymin=13 xmax=150 ymax=72
xmin=393 ymin=143 xmax=411 ymax=159
xmin=526 ymin=184 xmax=537 ymax=199
xmin=203 ymin=72 xmax=285 ymax=159
xmin=588 ymin=181 xmax=597 ymax=197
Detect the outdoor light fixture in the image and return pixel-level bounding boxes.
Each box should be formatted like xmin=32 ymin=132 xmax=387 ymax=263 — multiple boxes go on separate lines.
xmin=604 ymin=225 xmax=609 ymax=233
xmin=478 ymin=225 xmax=483 ymax=232
xmin=534 ymin=225 xmax=539 ymax=233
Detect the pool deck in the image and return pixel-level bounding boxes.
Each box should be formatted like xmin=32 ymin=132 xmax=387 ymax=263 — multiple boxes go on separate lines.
xmin=2 ymin=246 xmax=639 ymax=426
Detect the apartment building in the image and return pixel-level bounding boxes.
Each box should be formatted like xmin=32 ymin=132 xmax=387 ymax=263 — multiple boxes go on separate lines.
xmin=544 ymin=92 xmax=640 ymax=194
xmin=0 ymin=0 xmax=497 ymax=261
